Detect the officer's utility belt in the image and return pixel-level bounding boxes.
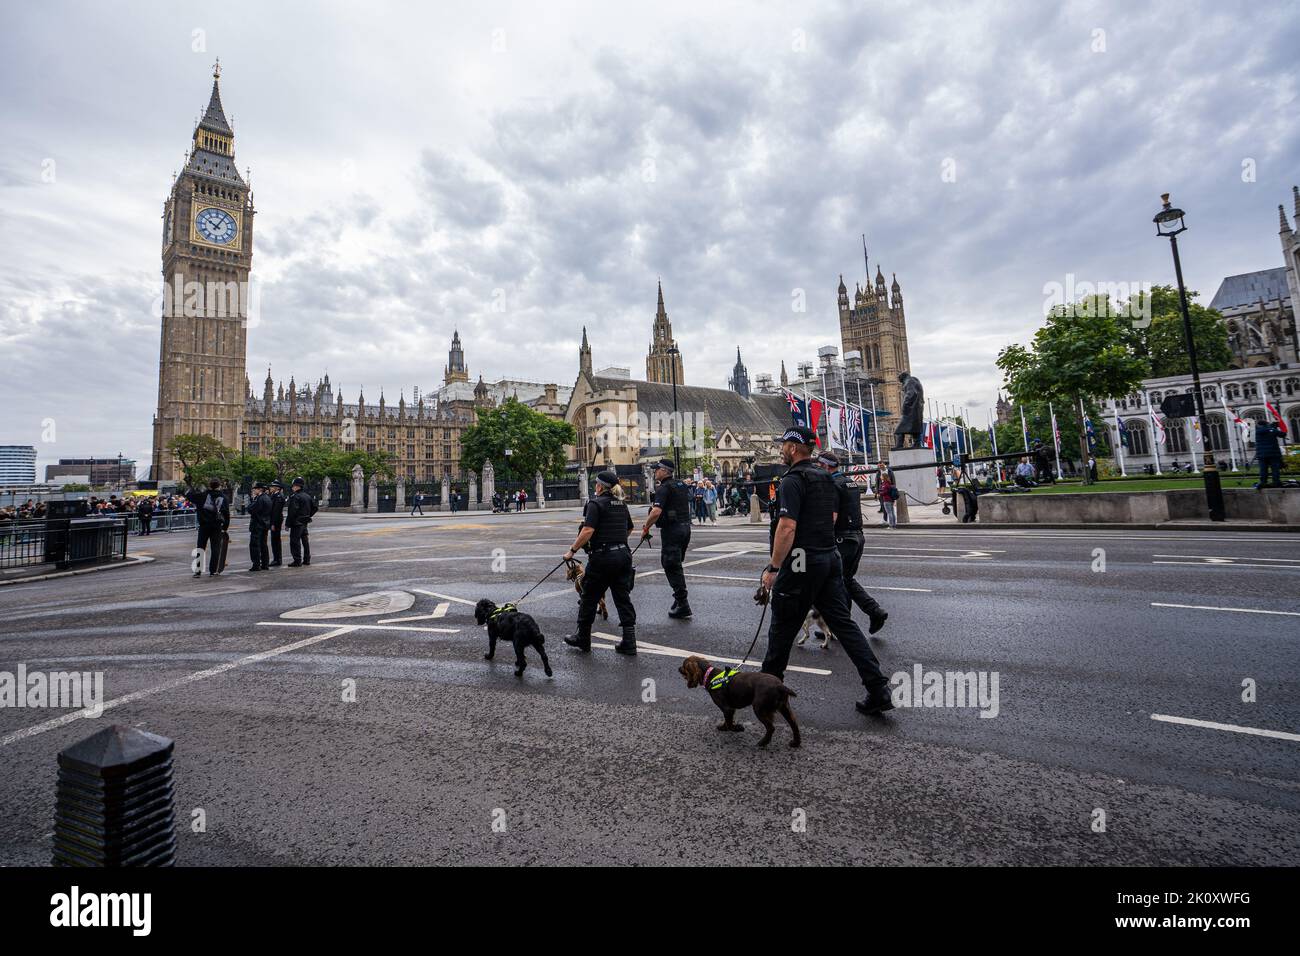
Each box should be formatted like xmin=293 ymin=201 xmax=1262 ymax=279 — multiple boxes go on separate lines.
xmin=590 ymin=542 xmax=630 ymax=553
xmin=837 ymin=529 xmax=864 ymax=541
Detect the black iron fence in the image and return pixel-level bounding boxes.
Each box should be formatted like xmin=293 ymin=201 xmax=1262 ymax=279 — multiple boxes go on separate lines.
xmin=1 ymin=518 xmax=128 ymax=571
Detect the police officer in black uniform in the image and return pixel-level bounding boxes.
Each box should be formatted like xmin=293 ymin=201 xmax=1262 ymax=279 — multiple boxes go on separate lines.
xmin=286 ymin=476 xmax=314 ymax=567
xmin=817 ymin=451 xmax=888 ymax=634
xmin=761 ymin=426 xmax=893 ymax=716
xmin=247 ymin=481 xmax=272 ymax=572
xmin=640 ymin=458 xmax=692 ymax=619
xmin=267 ymin=480 xmax=285 ymax=567
xmin=564 ymin=470 xmax=637 ymax=655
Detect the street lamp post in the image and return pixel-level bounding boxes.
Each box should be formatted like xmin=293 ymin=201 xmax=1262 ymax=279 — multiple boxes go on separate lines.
xmin=667 ymin=345 xmax=681 ymax=473
xmin=1153 ymin=193 xmax=1225 ymax=521
xmin=116 ymin=452 xmax=124 ymax=491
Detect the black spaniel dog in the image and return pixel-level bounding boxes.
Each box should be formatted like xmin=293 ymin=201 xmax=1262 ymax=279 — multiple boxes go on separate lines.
xmin=473 ymin=599 xmax=553 ymax=678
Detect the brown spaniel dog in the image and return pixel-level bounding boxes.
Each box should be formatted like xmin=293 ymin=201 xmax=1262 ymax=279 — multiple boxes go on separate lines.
xmin=678 ymin=655 xmax=800 ymax=748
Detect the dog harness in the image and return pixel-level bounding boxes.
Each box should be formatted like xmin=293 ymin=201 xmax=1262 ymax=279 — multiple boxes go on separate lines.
xmin=489 ymin=603 xmax=518 ymax=620
xmin=702 ymin=665 xmax=738 ymax=691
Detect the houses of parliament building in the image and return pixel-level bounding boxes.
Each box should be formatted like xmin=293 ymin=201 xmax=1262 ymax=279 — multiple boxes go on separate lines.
xmin=149 ymin=67 xmax=565 ymax=483
xmin=151 ymin=66 xmax=913 ymax=481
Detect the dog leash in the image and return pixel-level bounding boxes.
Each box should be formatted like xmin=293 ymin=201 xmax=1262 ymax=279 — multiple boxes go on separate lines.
xmin=631 ymin=531 xmax=652 ymax=556
xmin=517 ymin=557 xmax=574 ymax=603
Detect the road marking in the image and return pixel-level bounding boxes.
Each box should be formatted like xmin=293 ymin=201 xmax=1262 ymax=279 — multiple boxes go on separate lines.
xmin=592 ymin=633 xmax=832 ymax=676
xmin=1152 ymin=554 xmax=1300 ymax=563
xmin=1152 ymin=602 xmax=1300 ymax=617
xmin=1 ymin=626 xmax=358 ymax=748
xmin=257 ymin=621 xmax=459 ymax=634
xmin=683 ymin=572 xmax=931 ymax=592
xmin=378 ymin=602 xmax=450 ymax=623
xmin=1153 ymin=560 xmax=1300 ymax=570
xmin=1150 ymin=713 xmax=1300 ymax=743
xmin=413 ymin=589 xmax=477 ymax=606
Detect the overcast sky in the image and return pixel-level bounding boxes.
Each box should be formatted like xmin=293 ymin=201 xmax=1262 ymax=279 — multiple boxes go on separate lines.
xmin=2 ymin=0 xmax=1297 ymax=475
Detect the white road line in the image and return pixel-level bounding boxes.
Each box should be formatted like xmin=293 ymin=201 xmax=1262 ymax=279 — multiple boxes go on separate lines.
xmin=681 ymin=572 xmax=930 ymax=592
xmin=1 ymin=626 xmax=358 ymax=748
xmin=1152 ymin=561 xmax=1300 ymax=570
xmin=591 ymin=633 xmax=832 ymax=676
xmin=378 ymin=602 xmax=450 ymax=623
xmin=1152 ymin=554 xmax=1300 ymax=562
xmin=1152 ymin=602 xmax=1300 ymax=617
xmin=413 ymin=589 xmax=477 ymax=606
xmin=257 ymin=621 xmax=459 ymax=634
xmin=1150 ymin=713 xmax=1300 ymax=743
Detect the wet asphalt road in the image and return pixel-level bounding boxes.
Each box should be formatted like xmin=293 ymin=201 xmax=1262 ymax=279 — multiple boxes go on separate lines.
xmin=1 ymin=509 xmax=1297 ymax=865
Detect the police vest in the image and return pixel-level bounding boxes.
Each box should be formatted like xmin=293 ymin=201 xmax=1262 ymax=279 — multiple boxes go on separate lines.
xmin=786 ymin=461 xmax=838 ymax=552
xmin=833 ymin=472 xmax=864 ymax=533
xmin=655 ymin=480 xmax=692 ymax=527
xmin=589 ymin=494 xmax=632 ymax=546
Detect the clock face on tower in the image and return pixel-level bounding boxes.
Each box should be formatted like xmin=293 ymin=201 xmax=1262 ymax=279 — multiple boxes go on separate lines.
xmin=194 ymin=206 xmax=238 ymax=245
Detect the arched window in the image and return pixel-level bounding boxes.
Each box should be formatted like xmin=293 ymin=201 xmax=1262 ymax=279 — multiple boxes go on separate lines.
xmin=1242 ymin=410 xmax=1266 ymax=447
xmin=1225 ymin=382 xmax=1241 ymax=400
xmin=1126 ymin=420 xmax=1150 ymax=456
xmin=1202 ymin=384 xmax=1218 ymax=401
xmin=1286 ymin=378 xmax=1300 ymax=397
xmin=1165 ymin=420 xmax=1189 ymax=454
xmin=1266 ymin=380 xmax=1282 ymax=398
xmin=1243 ymin=382 xmax=1259 ymax=399
xmin=1203 ymin=414 xmax=1228 ymax=452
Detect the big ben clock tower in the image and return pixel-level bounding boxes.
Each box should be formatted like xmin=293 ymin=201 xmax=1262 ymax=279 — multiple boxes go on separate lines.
xmin=151 ymin=61 xmax=255 ymax=482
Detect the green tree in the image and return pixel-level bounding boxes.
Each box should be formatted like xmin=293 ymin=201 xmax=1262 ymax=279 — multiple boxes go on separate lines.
xmin=460 ymin=398 xmax=576 ymax=480
xmin=265 ymin=439 xmax=344 ymax=482
xmin=1134 ymin=285 xmax=1231 ymax=377
xmin=329 ymin=448 xmax=394 ymax=481
xmin=997 ymin=297 xmax=1149 ymax=484
xmin=166 ymin=434 xmax=233 ymax=481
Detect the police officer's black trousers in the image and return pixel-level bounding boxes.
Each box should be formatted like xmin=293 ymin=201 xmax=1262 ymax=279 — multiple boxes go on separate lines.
xmin=762 ymin=549 xmax=888 ymax=692
xmin=578 ymin=547 xmax=636 ymax=629
xmin=658 ymin=524 xmax=691 ymax=603
xmin=249 ymin=527 xmax=269 ymax=568
xmin=290 ymin=525 xmax=310 ymax=564
xmin=837 ymin=532 xmax=883 ymax=616
xmin=270 ymin=524 xmax=283 ymax=563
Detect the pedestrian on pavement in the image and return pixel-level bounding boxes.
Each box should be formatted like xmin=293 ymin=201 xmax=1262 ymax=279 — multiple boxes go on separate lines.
xmin=184 ymin=478 xmax=229 ymax=577
xmin=1254 ymin=419 xmax=1286 ymax=488
xmin=136 ymin=495 xmax=153 ymax=536
xmin=286 ymin=476 xmax=315 ymax=566
xmin=877 ymin=468 xmax=898 ymax=529
xmin=818 ymin=452 xmax=888 ymax=633
xmin=411 ymin=492 xmax=424 ymax=516
xmin=247 ymin=482 xmax=272 ymax=572
xmin=267 ymin=480 xmax=285 ymax=567
xmin=761 ymin=426 xmax=893 ymax=716
xmin=641 ymin=457 xmax=693 ymax=619
xmin=565 ymin=469 xmax=637 ymax=655
xmin=704 ymin=480 xmax=718 ymax=523
xmin=517 ymin=488 xmax=527 ymax=512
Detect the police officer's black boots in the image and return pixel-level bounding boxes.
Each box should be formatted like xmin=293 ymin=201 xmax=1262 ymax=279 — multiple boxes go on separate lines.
xmin=563 ymin=625 xmax=592 ymax=652
xmin=614 ymin=625 xmax=636 ymax=655
xmin=668 ymin=603 xmax=692 ymax=619
xmin=856 ymin=686 xmax=895 ymax=716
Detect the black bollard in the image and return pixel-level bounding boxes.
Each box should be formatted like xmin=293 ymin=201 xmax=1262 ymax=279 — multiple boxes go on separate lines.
xmin=53 ymin=725 xmax=176 ymax=867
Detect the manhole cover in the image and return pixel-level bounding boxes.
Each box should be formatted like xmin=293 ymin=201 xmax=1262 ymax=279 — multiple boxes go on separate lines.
xmin=281 ymin=590 xmax=416 ymax=620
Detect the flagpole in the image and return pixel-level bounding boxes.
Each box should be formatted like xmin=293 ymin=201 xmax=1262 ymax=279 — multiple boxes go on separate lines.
xmin=988 ymin=407 xmax=1004 ymax=482
xmin=855 ymin=378 xmax=869 ymax=466
xmin=1049 ymin=402 xmax=1064 ymax=480
xmin=1221 ymin=393 xmax=1238 ymax=472
xmin=1020 ymin=404 xmax=1030 ymax=453
xmin=1147 ymin=395 xmax=1164 ymax=475
xmin=868 ymin=380 xmax=882 ymax=465
xmin=1111 ymin=398 xmax=1127 ymax=476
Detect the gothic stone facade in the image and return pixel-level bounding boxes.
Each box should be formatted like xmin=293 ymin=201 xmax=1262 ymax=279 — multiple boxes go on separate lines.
xmin=837 ymin=262 xmax=911 ymax=421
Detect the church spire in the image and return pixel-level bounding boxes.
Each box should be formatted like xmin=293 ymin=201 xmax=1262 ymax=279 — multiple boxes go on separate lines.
xmin=646 ymin=280 xmax=684 ymax=384
xmin=579 ymin=325 xmax=593 ymax=377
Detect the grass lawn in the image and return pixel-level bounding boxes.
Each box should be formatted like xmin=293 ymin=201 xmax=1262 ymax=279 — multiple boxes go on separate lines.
xmin=1021 ymin=476 xmax=1266 ymax=494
